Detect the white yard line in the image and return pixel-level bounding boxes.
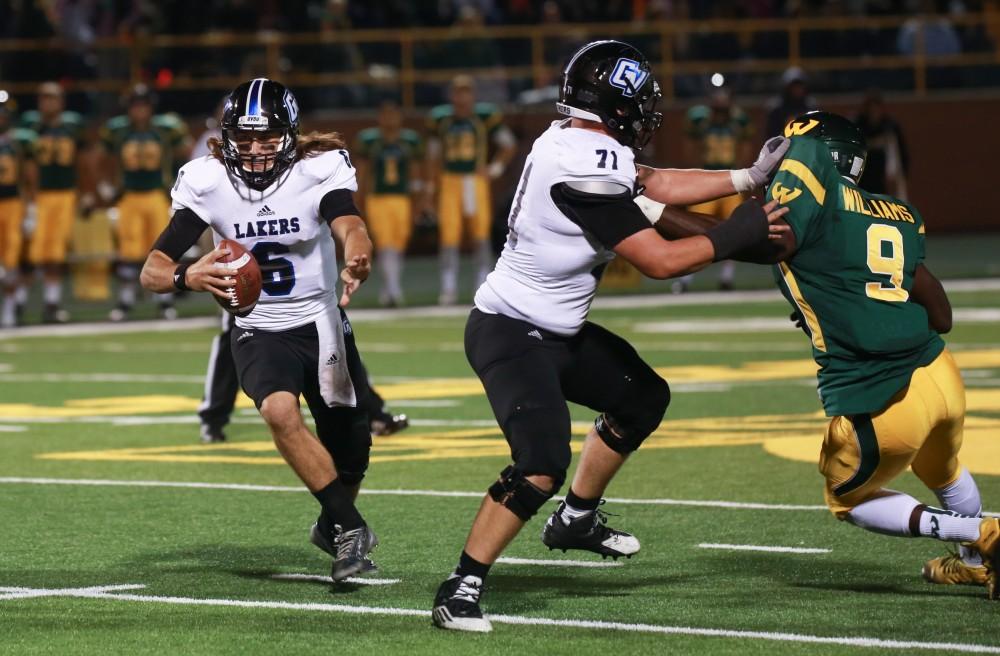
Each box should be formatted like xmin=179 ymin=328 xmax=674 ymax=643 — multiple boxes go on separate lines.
xmin=698 ymin=543 xmax=831 ymax=554
xmin=270 ymin=573 xmax=400 ymax=586
xmin=496 ymin=557 xmax=622 ymax=568
xmin=2 ymin=583 xmax=998 ymax=653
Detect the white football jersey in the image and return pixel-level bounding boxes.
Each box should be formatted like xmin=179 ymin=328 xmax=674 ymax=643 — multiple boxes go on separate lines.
xmin=171 ymin=149 xmax=357 ymax=331
xmin=475 ymin=120 xmax=637 ymax=336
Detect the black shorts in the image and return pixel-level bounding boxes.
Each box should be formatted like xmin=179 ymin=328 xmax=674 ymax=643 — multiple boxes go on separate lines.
xmin=231 ymin=308 xmax=371 ymax=478
xmin=465 ymin=308 xmax=665 ymax=475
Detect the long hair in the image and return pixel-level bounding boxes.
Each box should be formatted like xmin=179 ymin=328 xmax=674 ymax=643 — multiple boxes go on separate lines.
xmin=207 ymin=130 xmax=346 ymax=163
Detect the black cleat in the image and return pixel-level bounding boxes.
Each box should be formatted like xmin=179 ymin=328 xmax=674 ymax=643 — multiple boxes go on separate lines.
xmin=432 ymin=575 xmax=491 ymax=632
xmin=199 ymin=424 xmax=226 ymax=444
xmin=331 ymin=524 xmax=379 ymax=582
xmin=42 ymin=304 xmax=69 ymax=324
xmin=370 ymin=412 xmax=409 ymax=437
xmin=541 ymin=501 xmax=640 ymax=559
xmin=309 ymin=517 xmax=377 ymax=580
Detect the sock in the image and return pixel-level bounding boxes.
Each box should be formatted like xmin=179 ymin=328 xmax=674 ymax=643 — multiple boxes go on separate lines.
xmin=719 ymin=260 xmax=735 ymax=285
xmin=845 ymin=491 xmax=921 ymax=537
xmin=454 ymin=550 xmax=491 ymax=581
xmin=312 ymin=478 xmax=365 ymax=531
xmin=117 ymin=264 xmax=138 ymax=307
xmin=474 ymin=239 xmax=492 ymax=287
xmin=14 ymin=284 xmax=27 ymax=305
xmin=934 ymin=468 xmax=983 ymax=565
xmin=912 ymin=505 xmax=982 ymax=543
xmin=379 ymin=248 xmax=402 ymax=301
xmin=1 ymin=295 xmax=15 ymax=327
xmin=43 ymin=280 xmax=61 ymax=305
xmin=119 ymin=282 xmax=136 ymax=307
xmin=560 ymin=488 xmax=601 ymax=524
xmin=439 ymin=247 xmax=459 ymax=296
xmin=155 ymin=292 xmax=175 ymax=306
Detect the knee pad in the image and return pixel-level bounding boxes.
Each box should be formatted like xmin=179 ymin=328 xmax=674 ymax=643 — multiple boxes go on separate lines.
xmin=337 ymin=469 xmax=366 ymax=487
xmin=504 ymin=405 xmax=571 ymax=486
xmin=488 ymin=465 xmax=556 ymax=521
xmin=596 ymin=378 xmax=671 ymax=455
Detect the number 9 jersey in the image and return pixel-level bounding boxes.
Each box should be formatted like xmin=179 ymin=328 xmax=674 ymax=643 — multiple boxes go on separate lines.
xmin=171 ymin=149 xmax=357 ymax=331
xmin=767 ymin=136 xmax=944 ymax=417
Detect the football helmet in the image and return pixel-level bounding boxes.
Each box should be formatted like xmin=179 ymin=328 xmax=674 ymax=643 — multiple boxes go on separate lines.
xmin=220 ymin=78 xmax=300 ymax=191
xmin=557 ymin=40 xmax=662 ymax=150
xmin=784 ymin=110 xmax=867 ymax=184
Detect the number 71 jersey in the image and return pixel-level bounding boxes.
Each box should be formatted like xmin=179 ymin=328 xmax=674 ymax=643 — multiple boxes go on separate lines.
xmin=171 ymin=149 xmax=357 ymax=331
xmin=766 ymin=136 xmax=944 ymax=417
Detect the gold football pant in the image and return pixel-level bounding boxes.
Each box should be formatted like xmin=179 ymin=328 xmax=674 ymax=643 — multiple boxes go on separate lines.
xmin=0 ymin=197 xmax=23 ymax=271
xmin=688 ymin=193 xmax=742 ymax=220
xmin=365 ymin=194 xmax=412 ymax=251
xmin=29 ymin=190 xmax=76 ymax=265
xmin=821 ymin=349 xmax=966 ymax=518
xmin=438 ymin=172 xmax=491 ymax=247
xmin=117 ymin=190 xmax=171 ymax=261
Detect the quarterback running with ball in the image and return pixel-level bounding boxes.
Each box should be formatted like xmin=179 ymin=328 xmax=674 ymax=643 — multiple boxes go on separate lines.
xmin=141 ymin=78 xmax=378 ymax=582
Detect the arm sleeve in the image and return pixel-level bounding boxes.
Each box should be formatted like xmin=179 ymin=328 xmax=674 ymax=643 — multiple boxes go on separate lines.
xmin=151 ymin=208 xmax=209 ymax=260
xmin=308 ymin=151 xmax=359 ymax=220
xmin=551 ymin=182 xmax=652 ymax=250
xmin=320 ymin=188 xmax=361 ymax=224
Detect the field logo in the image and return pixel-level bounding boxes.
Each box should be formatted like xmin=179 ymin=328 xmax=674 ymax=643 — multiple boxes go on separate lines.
xmin=610 ymin=58 xmax=648 ymax=98
xmin=784 ymin=119 xmax=819 ymax=137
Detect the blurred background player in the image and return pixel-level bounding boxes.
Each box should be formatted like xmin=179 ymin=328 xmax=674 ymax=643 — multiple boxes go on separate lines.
xmin=0 ymin=98 xmax=37 ymax=328
xmin=855 ymin=90 xmax=909 ymax=199
xmin=426 ymin=75 xmax=515 ymax=305
xmin=102 ymin=84 xmax=191 ymax=321
xmin=354 ymin=100 xmax=423 ymax=307
xmin=675 ymin=86 xmax=753 ymax=292
xmin=19 ymin=82 xmax=86 ymax=323
xmin=764 ymin=66 xmax=817 ymax=141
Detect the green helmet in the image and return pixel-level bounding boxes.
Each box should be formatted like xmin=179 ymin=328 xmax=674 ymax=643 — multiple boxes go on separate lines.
xmin=784 ymin=110 xmax=867 ymax=184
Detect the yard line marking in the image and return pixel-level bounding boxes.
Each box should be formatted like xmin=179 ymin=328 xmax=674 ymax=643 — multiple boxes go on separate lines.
xmin=4 ymin=584 xmax=999 ymax=653
xmin=270 ymin=573 xmax=400 ymax=586
xmin=0 ymin=425 xmax=26 ymax=432
xmin=0 ymin=373 xmax=207 ymax=384
xmin=698 ymin=543 xmax=831 ymax=554
xmin=496 ymin=557 xmax=623 ymax=568
xmin=387 ymin=399 xmax=460 ymax=408
xmin=0 ymin=477 xmax=995 ymax=517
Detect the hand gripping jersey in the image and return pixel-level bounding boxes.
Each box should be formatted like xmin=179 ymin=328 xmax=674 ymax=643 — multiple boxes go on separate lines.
xmin=475 ymin=120 xmax=637 ymax=336
xmin=767 ymin=136 xmax=944 ymax=417
xmin=171 ymin=149 xmax=357 ymax=331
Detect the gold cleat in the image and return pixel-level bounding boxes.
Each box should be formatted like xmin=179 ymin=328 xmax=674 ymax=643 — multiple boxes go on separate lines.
xmin=922 ymin=552 xmax=988 ymax=586
xmin=965 ymin=517 xmax=1000 ymax=600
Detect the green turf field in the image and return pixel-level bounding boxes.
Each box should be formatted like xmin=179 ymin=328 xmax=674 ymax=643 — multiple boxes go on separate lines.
xmin=1 ymin=286 xmax=999 ymax=655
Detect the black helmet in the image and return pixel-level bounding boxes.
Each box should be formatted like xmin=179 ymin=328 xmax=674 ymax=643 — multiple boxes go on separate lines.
xmin=220 ymin=78 xmax=300 ymax=191
xmin=557 ymin=40 xmax=662 ymax=150
xmin=784 ymin=110 xmax=867 ymax=184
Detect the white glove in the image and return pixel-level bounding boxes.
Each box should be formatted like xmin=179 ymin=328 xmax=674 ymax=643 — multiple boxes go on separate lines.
xmin=731 ymin=136 xmax=791 ymax=192
xmin=486 ymin=161 xmax=505 ymax=180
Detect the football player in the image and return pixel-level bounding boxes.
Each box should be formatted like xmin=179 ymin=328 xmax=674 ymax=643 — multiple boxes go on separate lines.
xmin=675 ymin=87 xmax=754 ymax=292
xmin=0 ymin=98 xmax=37 ymax=328
xmin=426 ymin=75 xmax=516 ymax=305
xmin=102 ymin=84 xmax=190 ymax=321
xmin=20 ymin=82 xmax=87 ymax=323
xmin=354 ymin=100 xmax=423 ymax=307
xmin=141 ymin=78 xmax=379 ymax=581
xmin=662 ymin=111 xmax=999 ymax=599
xmin=431 ymin=40 xmax=791 ymax=632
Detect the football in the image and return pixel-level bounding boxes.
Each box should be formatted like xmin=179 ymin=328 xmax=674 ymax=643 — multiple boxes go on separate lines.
xmin=215 ymin=239 xmax=262 ymax=317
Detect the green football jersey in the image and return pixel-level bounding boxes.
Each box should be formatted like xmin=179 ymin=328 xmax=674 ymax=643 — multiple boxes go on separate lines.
xmin=19 ymin=110 xmax=85 ymax=190
xmin=0 ymin=127 xmax=37 ymax=199
xmin=427 ymin=102 xmax=503 ymax=173
xmin=355 ymin=127 xmax=423 ymax=195
xmin=767 ymin=136 xmax=944 ymax=417
xmin=684 ymin=105 xmax=752 ymax=170
xmin=102 ymin=113 xmax=188 ymax=192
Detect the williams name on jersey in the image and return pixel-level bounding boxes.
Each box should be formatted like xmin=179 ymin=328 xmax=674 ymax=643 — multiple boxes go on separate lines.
xmin=172 ymin=149 xmax=357 ymax=331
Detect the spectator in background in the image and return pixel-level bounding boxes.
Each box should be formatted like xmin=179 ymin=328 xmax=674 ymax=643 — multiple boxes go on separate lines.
xmin=898 ymin=0 xmax=961 ymax=56
xmin=855 ymin=90 xmax=909 ymax=199
xmin=765 ymin=66 xmax=817 ymax=139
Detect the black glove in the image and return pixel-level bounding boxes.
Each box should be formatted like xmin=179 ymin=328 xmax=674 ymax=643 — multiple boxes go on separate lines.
xmin=790 ymin=310 xmax=807 ymax=334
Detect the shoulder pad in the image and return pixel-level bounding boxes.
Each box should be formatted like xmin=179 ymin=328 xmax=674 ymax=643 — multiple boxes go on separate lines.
xmin=357 ymin=127 xmax=379 ymax=142
xmin=297 ymin=149 xmax=351 ymax=183
xmin=13 ymin=127 xmax=37 ymax=143
xmin=176 ymin=156 xmax=227 ymax=195
xmin=401 ymin=128 xmax=421 ymax=144
xmin=105 ymin=115 xmax=129 ymax=132
xmin=686 ymin=105 xmax=710 ymax=123
xmin=61 ymin=111 xmax=84 ymax=126
xmin=429 ymin=105 xmax=452 ymax=121
xmin=19 ymin=111 xmax=40 ymax=129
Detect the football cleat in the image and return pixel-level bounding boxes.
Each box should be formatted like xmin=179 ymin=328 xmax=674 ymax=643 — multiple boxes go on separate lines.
xmin=108 ymin=304 xmax=132 ymax=322
xmin=42 ymin=304 xmax=69 ymax=324
xmin=922 ymin=552 xmax=988 ymax=586
xmin=541 ymin=501 xmax=640 ymax=559
xmin=199 ymin=424 xmax=226 ymax=444
xmin=309 ymin=518 xmax=377 ymax=580
xmin=370 ymin=412 xmax=409 ymax=437
xmin=432 ymin=574 xmax=491 ymax=633
xmin=966 ymin=517 xmax=1000 ymax=600
xmin=332 ymin=525 xmax=379 ymax=582
xmin=159 ymin=304 xmax=178 ymax=321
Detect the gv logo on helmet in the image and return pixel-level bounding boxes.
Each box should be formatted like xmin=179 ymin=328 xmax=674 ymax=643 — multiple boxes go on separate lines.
xmin=784 ymin=119 xmax=819 ymax=136
xmin=284 ymin=89 xmax=299 ymax=124
xmin=609 ymin=58 xmax=649 ymax=98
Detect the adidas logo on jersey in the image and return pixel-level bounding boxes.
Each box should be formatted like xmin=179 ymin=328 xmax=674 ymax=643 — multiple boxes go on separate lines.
xmin=527 ymin=329 xmax=543 ymax=340
xmin=256 ymin=205 xmax=276 ymax=217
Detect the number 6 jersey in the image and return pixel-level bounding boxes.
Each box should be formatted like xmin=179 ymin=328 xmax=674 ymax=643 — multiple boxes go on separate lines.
xmin=767 ymin=136 xmax=943 ymax=417
xmin=172 ymin=149 xmax=357 ymax=331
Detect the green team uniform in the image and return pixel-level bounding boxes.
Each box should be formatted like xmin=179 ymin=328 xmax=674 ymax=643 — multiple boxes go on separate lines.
xmin=0 ymin=128 xmax=37 ymax=198
xmin=684 ymin=105 xmax=752 ymax=169
xmin=19 ymin=110 xmax=85 ymax=190
xmin=768 ymin=137 xmax=944 ymax=417
xmin=355 ymin=127 xmax=423 ymax=195
xmin=101 ymin=113 xmax=188 ymax=191
xmin=427 ymin=102 xmax=503 ymax=173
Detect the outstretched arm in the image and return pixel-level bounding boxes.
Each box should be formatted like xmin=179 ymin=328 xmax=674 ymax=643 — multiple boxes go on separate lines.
xmin=910 ymin=264 xmax=952 ymax=333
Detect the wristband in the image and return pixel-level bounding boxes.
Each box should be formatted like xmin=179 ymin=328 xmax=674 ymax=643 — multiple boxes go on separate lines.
xmin=729 ymin=168 xmax=754 ymax=193
xmin=173 ymin=263 xmax=191 ymax=291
